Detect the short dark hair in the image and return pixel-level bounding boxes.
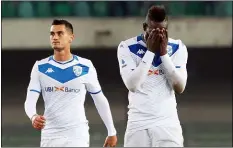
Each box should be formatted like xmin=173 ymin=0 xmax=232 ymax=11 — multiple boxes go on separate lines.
xmin=146 ymin=5 xmax=167 ymax=23
xmin=52 ymin=19 xmax=73 ymax=33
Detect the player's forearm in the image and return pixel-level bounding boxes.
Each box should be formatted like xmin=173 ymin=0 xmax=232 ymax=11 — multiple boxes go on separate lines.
xmin=24 ymin=90 xmax=40 ymax=120
xmin=91 ymin=92 xmax=117 ymax=136
xmin=160 ymin=54 xmax=187 ymax=94
xmin=123 ymin=50 xmax=155 ymax=92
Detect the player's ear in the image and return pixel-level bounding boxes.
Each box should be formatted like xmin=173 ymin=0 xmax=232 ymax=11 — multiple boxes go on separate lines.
xmin=69 ymin=34 xmax=74 ymax=43
xmin=143 ymin=22 xmax=147 ymax=31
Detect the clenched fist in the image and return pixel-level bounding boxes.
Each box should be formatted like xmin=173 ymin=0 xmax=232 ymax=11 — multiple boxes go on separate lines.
xmin=31 ymin=114 xmax=46 ymax=130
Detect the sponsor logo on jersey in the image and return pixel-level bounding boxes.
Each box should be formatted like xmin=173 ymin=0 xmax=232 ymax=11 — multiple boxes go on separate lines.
xmin=45 ymin=68 xmax=54 ymax=73
xmin=137 ymin=49 xmax=145 ymax=55
xmin=45 ymin=86 xmax=80 ymax=93
xmin=73 ymin=66 xmax=82 ymax=76
xmin=148 ymin=69 xmax=164 ymax=75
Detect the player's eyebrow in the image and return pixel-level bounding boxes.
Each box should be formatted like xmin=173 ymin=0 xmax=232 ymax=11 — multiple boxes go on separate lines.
xmin=50 ymin=31 xmax=64 ymax=34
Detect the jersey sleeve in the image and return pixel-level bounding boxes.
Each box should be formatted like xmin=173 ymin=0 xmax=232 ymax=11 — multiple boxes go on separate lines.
xmin=117 ymin=41 xmax=137 ymax=79
xmin=85 ymin=61 xmax=102 ymax=94
xmin=90 ymin=92 xmax=117 ymax=136
xmin=25 ymin=61 xmax=41 ymax=120
xmin=117 ymin=41 xmax=155 ymax=92
xmin=172 ymin=40 xmax=188 ymax=68
xmin=160 ymin=40 xmax=188 ymax=93
xmin=27 ymin=61 xmax=41 ymax=93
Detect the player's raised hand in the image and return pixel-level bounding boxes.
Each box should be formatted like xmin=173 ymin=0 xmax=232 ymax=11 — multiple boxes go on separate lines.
xmin=32 ymin=115 xmax=46 ymax=130
xmin=159 ymin=28 xmax=168 ymax=56
xmin=146 ymin=28 xmax=161 ymax=53
xmin=103 ymin=135 xmax=117 ymax=147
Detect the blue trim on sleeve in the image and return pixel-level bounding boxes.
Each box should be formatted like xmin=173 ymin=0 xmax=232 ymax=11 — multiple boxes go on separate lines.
xmin=176 ymin=66 xmax=181 ymax=68
xmin=30 ymin=89 xmax=41 ymax=93
xmin=88 ymin=90 xmax=102 ymax=94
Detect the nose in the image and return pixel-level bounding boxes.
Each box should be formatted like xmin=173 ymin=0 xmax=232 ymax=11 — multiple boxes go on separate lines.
xmin=52 ymin=34 xmax=59 ymax=40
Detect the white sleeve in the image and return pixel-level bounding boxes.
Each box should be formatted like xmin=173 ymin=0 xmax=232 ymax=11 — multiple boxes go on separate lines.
xmin=85 ymin=61 xmax=102 ymax=94
xmin=117 ymin=41 xmax=155 ymax=92
xmin=160 ymin=40 xmax=188 ymax=94
xmin=24 ymin=61 xmax=41 ymax=120
xmin=85 ymin=61 xmax=117 ymax=136
xmin=91 ymin=92 xmax=117 ymax=136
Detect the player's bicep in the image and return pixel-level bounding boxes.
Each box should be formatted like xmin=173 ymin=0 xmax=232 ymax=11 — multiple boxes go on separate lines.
xmin=117 ymin=42 xmax=136 ymax=78
xmin=85 ymin=62 xmax=102 ymax=94
xmin=27 ymin=61 xmax=41 ymax=93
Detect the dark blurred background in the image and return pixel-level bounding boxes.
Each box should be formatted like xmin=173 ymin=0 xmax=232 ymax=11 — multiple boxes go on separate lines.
xmin=2 ymin=1 xmax=232 ymax=147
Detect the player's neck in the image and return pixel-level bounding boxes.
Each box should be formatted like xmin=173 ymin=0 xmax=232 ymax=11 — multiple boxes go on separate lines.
xmin=54 ymin=49 xmax=72 ymax=62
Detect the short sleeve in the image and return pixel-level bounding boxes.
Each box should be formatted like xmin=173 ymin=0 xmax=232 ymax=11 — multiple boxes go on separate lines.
xmin=85 ymin=61 xmax=102 ymax=94
xmin=27 ymin=61 xmax=41 ymax=93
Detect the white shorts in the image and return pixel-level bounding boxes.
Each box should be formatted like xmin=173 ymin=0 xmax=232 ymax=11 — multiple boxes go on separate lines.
xmin=40 ymin=137 xmax=89 ymax=147
xmin=40 ymin=123 xmax=89 ymax=147
xmin=124 ymin=126 xmax=184 ymax=147
xmin=40 ymin=126 xmax=90 ymax=147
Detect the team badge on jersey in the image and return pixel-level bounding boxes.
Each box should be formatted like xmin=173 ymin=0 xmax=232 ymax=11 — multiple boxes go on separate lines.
xmin=73 ymin=65 xmax=82 ymax=76
xmin=167 ymin=45 xmax=173 ymax=56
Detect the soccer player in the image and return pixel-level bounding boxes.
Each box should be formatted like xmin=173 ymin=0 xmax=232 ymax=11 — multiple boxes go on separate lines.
xmin=117 ymin=5 xmax=188 ymax=147
xmin=24 ymin=19 xmax=117 ymax=147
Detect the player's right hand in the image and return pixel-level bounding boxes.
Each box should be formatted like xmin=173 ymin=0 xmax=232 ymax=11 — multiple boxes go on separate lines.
xmin=146 ymin=28 xmax=161 ymax=53
xmin=31 ymin=115 xmax=46 ymax=130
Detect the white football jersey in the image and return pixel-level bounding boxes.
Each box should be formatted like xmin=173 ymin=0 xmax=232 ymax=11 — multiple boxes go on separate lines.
xmin=28 ymin=55 xmax=101 ymax=138
xmin=117 ymin=35 xmax=188 ymax=132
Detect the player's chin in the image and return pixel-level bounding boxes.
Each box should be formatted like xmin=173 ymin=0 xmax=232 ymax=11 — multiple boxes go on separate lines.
xmin=53 ymin=46 xmax=64 ymax=51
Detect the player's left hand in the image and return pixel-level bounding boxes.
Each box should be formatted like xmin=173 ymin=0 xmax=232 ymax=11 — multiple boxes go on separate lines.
xmin=159 ymin=28 xmax=168 ymax=56
xmin=103 ymin=135 xmax=117 ymax=147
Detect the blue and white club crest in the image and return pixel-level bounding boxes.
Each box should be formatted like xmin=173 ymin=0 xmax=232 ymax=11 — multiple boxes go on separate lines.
xmin=167 ymin=45 xmax=173 ymax=56
xmin=73 ymin=65 xmax=82 ymax=76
